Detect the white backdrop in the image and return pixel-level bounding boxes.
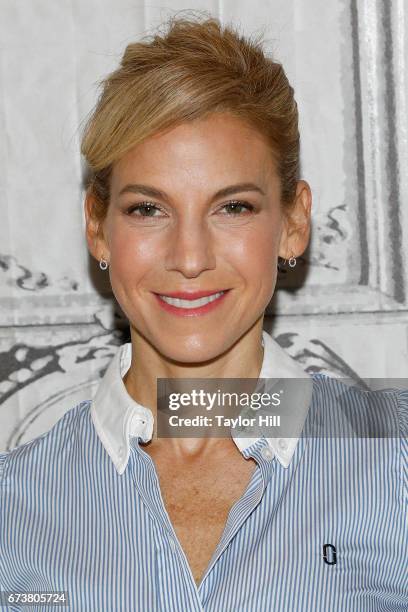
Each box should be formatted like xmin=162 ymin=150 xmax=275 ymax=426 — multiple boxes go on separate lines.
xmin=0 ymin=0 xmax=407 ymax=452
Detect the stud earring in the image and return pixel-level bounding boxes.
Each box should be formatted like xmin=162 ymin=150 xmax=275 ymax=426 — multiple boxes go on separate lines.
xmin=99 ymin=257 xmax=109 ymax=271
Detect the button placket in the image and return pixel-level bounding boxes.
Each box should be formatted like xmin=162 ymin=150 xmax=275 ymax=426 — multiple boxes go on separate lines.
xmin=130 ymin=446 xmax=202 ymax=606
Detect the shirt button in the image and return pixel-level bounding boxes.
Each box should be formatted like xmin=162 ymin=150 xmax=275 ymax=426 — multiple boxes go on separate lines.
xmin=278 ymin=439 xmax=287 ymax=451
xmin=118 ymin=446 xmax=124 ymax=458
xmin=261 ymin=446 xmax=273 ymax=460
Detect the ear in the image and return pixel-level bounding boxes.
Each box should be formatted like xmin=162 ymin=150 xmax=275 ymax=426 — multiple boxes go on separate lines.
xmin=84 ymin=190 xmax=109 ymax=263
xmin=278 ymin=180 xmax=312 ymax=260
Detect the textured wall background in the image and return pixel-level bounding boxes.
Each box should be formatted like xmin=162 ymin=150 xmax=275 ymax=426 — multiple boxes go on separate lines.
xmin=0 ymin=0 xmax=407 ymax=452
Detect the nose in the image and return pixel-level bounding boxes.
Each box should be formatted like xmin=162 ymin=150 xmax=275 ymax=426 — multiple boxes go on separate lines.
xmin=164 ymin=216 xmax=216 ymax=278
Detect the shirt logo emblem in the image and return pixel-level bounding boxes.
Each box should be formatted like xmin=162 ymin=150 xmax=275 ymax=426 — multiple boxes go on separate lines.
xmin=322 ymin=543 xmax=337 ymax=565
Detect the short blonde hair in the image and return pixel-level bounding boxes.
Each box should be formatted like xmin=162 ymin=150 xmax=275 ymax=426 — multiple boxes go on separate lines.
xmin=80 ymin=12 xmax=300 ymax=221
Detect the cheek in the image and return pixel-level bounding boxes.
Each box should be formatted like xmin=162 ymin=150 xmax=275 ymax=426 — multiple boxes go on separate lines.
xmin=223 ymin=224 xmax=278 ymax=309
xmin=222 ymin=224 xmax=277 ymax=279
xmin=109 ymin=228 xmax=160 ymax=277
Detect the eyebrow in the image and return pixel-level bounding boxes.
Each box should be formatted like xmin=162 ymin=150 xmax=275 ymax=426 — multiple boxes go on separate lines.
xmin=118 ymin=182 xmax=266 ymax=201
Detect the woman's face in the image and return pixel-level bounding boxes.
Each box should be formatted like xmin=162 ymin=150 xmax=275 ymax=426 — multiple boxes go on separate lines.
xmin=92 ymin=113 xmax=302 ymax=362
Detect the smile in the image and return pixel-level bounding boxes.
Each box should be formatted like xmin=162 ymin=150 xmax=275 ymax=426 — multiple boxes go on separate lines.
xmin=160 ymin=291 xmax=224 ymax=308
xmin=153 ymin=290 xmax=229 ymax=316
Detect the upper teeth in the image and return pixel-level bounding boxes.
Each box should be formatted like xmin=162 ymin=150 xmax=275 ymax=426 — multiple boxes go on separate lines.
xmin=159 ymin=291 xmax=225 ymax=308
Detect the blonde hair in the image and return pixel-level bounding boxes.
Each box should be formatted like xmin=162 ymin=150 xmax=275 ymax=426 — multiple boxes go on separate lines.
xmin=80 ymin=12 xmax=300 ymax=221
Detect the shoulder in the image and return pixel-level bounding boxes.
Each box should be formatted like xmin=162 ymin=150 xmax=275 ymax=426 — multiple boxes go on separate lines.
xmin=310 ymin=374 xmax=407 ymax=506
xmin=310 ymin=373 xmax=408 ymax=437
xmin=0 ymin=400 xmax=92 ymax=484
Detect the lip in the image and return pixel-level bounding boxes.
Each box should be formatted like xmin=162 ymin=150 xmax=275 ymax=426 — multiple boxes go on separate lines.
xmin=153 ymin=289 xmax=230 ymax=317
xmin=153 ymin=289 xmax=228 ymax=300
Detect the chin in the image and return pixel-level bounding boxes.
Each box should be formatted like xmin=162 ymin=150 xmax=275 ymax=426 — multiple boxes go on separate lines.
xmin=158 ymin=334 xmax=229 ymax=365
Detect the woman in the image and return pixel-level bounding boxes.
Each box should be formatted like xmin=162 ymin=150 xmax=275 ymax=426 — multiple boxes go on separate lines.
xmin=0 ymin=15 xmax=406 ymax=612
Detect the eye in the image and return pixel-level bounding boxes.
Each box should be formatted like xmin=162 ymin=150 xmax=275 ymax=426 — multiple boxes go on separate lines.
xmin=126 ymin=199 xmax=255 ymax=218
xmin=218 ymin=200 xmax=255 ymax=215
xmin=126 ymin=202 xmax=166 ymax=217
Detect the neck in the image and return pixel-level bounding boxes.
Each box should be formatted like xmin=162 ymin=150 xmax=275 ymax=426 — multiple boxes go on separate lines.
xmin=122 ymin=321 xmax=265 ymax=436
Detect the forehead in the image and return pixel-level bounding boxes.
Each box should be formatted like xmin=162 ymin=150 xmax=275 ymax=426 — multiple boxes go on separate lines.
xmin=111 ymin=113 xmax=278 ymax=189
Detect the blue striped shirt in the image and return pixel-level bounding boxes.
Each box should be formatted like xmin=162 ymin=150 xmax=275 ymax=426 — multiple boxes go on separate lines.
xmin=0 ymin=331 xmax=407 ymax=611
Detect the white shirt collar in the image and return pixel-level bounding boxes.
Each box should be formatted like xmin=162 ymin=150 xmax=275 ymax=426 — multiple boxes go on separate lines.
xmin=90 ymin=330 xmax=313 ymax=475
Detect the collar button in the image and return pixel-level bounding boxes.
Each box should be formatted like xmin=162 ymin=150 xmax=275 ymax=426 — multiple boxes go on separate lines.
xmin=131 ymin=416 xmax=146 ymax=434
xmin=278 ymin=439 xmax=287 ymax=451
